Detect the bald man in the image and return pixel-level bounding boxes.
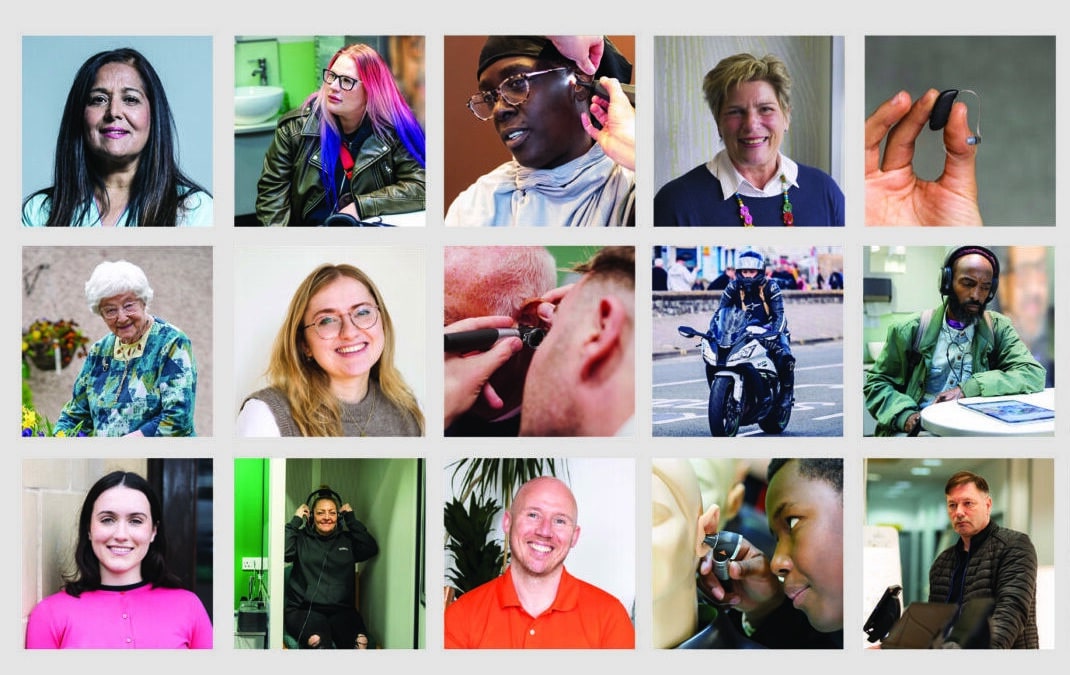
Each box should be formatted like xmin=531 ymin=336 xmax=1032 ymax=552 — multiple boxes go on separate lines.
xmin=444 ymin=476 xmax=634 ymax=648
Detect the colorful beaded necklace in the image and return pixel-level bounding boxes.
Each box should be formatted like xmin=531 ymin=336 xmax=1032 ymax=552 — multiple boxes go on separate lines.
xmin=734 ymin=174 xmax=794 ymax=226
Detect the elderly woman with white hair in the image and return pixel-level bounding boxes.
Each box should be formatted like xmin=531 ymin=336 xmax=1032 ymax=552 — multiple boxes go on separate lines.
xmin=53 ymin=260 xmax=197 ymax=436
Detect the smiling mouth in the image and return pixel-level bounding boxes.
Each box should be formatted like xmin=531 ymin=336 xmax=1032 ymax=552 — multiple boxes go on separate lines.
xmin=101 ymin=128 xmax=129 ymax=138
xmin=337 ymin=343 xmax=367 ymax=355
xmin=785 ymin=585 xmax=809 ymax=608
xmin=108 ymin=546 xmax=134 ymax=555
xmin=529 ymin=542 xmax=552 ymax=554
xmin=501 ymin=128 xmax=529 ymax=149
xmin=739 ymin=137 xmax=768 ymax=147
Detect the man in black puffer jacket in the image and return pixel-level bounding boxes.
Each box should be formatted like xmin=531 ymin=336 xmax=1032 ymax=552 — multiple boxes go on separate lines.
xmin=928 ymin=471 xmax=1038 ymax=648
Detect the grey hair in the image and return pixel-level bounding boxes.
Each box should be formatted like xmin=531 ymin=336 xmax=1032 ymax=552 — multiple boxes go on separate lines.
xmin=443 ymin=246 xmax=557 ymax=324
xmin=84 ymin=260 xmax=154 ymax=315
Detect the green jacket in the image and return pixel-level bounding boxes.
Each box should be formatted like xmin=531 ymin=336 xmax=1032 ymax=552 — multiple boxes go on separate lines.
xmin=256 ymin=104 xmax=424 ymax=226
xmin=864 ymin=306 xmax=1045 ymax=436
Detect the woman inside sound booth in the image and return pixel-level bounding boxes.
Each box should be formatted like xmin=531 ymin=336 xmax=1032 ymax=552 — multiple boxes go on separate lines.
xmin=285 ymin=485 xmax=379 ymax=648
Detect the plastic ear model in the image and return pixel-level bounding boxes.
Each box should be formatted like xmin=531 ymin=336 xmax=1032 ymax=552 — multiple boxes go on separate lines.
xmin=929 ymin=89 xmax=982 ymax=145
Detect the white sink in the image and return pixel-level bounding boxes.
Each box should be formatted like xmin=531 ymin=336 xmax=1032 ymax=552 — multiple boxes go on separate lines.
xmin=235 ymin=86 xmax=284 ymax=126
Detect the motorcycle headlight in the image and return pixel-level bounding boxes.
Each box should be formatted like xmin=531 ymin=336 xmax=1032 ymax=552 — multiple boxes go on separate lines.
xmin=701 ymin=340 xmax=716 ymax=362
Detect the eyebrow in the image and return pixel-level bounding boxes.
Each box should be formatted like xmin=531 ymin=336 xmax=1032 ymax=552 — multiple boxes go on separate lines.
xmin=96 ymin=510 xmax=149 ymax=519
xmin=769 ymin=499 xmax=795 ymax=524
xmin=479 ymin=64 xmax=541 ymax=89
xmin=309 ymin=301 xmax=375 ymax=316
xmin=90 ymin=86 xmax=145 ymax=95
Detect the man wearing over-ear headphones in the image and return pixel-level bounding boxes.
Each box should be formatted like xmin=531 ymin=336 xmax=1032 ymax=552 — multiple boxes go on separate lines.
xmin=864 ymin=246 xmax=1045 ymax=436
xmin=285 ymin=486 xmax=378 ymax=648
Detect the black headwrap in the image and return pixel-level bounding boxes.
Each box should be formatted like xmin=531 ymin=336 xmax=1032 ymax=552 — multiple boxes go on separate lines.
xmin=476 ymin=35 xmax=633 ymax=84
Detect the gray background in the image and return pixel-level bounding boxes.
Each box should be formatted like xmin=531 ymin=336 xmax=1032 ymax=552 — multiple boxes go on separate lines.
xmin=21 ymin=246 xmax=214 ymax=436
xmin=865 ymin=35 xmax=1056 ymax=226
xmin=654 ymin=35 xmax=844 ymax=195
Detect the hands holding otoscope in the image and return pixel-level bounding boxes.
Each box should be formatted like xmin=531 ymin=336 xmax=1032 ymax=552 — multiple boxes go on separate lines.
xmin=443 ymin=285 xmax=571 ymax=429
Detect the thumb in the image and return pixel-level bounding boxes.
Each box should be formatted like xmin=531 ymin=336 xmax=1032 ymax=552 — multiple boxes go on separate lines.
xmin=467 ymin=337 xmax=521 ymax=384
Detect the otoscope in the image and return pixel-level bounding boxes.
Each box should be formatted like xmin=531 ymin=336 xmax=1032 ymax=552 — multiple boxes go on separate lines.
xmin=703 ymin=530 xmax=743 ymax=592
xmin=574 ymin=78 xmax=636 ymax=106
xmin=444 ymin=326 xmax=546 ymax=353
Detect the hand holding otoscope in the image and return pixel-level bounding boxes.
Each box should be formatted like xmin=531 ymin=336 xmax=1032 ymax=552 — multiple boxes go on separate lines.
xmin=444 ymin=326 xmax=545 ymax=353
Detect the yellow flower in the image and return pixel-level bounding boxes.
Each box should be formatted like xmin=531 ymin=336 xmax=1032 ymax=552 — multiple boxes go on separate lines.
xmin=55 ymin=430 xmax=67 ymax=438
xmin=22 ymin=407 xmax=37 ymax=428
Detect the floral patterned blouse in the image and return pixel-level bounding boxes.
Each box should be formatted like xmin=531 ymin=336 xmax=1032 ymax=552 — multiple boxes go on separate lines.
xmin=54 ymin=318 xmax=197 ymax=436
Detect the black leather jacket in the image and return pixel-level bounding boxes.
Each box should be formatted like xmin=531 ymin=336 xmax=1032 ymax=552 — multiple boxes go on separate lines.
xmin=256 ymin=104 xmax=425 ymax=226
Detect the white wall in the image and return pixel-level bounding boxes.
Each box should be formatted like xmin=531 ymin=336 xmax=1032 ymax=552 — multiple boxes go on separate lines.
xmin=444 ymin=457 xmax=637 ymax=617
xmin=232 ymin=245 xmax=427 ymax=423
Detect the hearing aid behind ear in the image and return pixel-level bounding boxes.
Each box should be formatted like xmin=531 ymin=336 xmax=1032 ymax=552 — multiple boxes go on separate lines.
xmin=929 ymin=89 xmax=982 ymax=145
xmin=570 ymin=76 xmax=636 ymax=106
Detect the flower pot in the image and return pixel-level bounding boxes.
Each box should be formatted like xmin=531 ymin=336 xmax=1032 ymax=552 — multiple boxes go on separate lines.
xmin=28 ymin=348 xmax=70 ymax=372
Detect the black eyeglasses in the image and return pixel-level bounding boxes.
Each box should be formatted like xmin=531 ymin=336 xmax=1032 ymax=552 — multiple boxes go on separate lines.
xmin=323 ymin=69 xmax=360 ymax=91
xmin=303 ymin=305 xmax=379 ymax=339
xmin=466 ymin=67 xmax=570 ymax=121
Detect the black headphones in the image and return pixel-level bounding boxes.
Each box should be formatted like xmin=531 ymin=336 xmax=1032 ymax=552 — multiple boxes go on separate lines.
xmin=939 ymin=245 xmax=1000 ymax=303
xmin=305 ymin=487 xmax=342 ymax=512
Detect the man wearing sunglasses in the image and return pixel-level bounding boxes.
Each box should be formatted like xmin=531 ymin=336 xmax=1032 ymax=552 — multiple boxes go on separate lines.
xmin=445 ymin=35 xmax=635 ymax=227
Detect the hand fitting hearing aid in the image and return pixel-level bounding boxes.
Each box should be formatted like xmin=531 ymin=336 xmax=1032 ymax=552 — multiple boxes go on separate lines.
xmin=929 ymin=89 xmax=982 ymax=145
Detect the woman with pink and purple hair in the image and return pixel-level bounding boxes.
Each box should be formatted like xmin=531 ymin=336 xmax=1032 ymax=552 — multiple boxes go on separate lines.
xmin=256 ymin=42 xmax=425 ymax=226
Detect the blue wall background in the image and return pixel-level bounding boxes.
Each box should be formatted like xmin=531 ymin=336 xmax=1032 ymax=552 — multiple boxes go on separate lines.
xmin=22 ymin=35 xmax=214 ymax=202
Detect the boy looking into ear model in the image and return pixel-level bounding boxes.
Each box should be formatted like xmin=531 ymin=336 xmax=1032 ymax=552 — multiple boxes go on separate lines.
xmin=697 ymin=458 xmax=843 ymax=649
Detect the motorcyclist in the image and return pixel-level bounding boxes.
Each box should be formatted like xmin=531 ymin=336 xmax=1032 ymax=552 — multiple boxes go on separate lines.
xmin=711 ymin=249 xmax=795 ymax=403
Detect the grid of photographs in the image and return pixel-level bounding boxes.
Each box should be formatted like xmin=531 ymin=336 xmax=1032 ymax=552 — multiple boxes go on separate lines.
xmin=13 ymin=12 xmax=1063 ymax=673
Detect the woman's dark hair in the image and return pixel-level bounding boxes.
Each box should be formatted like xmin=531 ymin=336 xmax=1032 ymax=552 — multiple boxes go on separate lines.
xmin=64 ymin=470 xmax=183 ymax=596
xmin=24 ymin=47 xmax=210 ymax=227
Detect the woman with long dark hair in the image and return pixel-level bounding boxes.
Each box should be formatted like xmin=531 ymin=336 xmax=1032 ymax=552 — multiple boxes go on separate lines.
xmin=22 ymin=47 xmax=212 ymax=227
xmin=25 ymin=471 xmax=212 ymax=648
xmin=256 ymin=42 xmax=425 ymax=226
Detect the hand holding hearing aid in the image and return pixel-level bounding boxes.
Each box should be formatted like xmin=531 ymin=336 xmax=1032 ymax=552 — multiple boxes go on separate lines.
xmin=865 ymin=88 xmax=983 ymax=227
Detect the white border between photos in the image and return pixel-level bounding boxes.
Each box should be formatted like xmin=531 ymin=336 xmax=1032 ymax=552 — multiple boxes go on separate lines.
xmin=7 ymin=1 xmax=1067 ymax=672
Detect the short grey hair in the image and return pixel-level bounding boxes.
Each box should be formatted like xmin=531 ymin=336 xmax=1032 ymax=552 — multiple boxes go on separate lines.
xmin=85 ymin=260 xmax=154 ymax=315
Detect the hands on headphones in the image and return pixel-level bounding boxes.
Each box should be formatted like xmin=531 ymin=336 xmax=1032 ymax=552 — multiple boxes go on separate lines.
xmin=297 ymin=487 xmax=352 ymax=527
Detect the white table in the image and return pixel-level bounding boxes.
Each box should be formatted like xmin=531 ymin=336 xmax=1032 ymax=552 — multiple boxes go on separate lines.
xmin=921 ymin=388 xmax=1055 ymax=437
xmin=374 ymin=210 xmax=426 ymax=227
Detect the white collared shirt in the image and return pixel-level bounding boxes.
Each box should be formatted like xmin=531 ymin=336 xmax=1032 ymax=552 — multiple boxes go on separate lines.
xmin=705 ymin=149 xmax=800 ymax=201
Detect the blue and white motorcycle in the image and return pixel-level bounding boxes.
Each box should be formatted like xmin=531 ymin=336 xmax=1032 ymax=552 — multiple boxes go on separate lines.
xmin=677 ymin=306 xmax=792 ymax=437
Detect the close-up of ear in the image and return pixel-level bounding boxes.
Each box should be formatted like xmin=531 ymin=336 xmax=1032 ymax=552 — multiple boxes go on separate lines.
xmin=571 ymin=72 xmax=594 ymax=101
xmin=696 ymin=504 xmax=721 ymax=557
xmin=579 ymin=296 xmax=628 ymax=383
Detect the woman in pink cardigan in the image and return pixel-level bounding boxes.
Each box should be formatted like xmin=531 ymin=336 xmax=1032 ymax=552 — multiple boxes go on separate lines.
xmin=25 ymin=470 xmax=212 ymax=649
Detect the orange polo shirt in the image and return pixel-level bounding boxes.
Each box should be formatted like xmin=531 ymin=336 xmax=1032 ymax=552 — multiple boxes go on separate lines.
xmin=444 ymin=565 xmax=635 ymax=649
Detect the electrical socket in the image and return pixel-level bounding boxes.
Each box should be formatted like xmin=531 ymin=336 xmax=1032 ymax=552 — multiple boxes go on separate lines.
xmin=241 ymin=557 xmax=267 ymax=571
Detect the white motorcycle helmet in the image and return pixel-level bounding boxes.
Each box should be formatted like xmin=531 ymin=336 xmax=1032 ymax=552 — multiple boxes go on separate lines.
xmin=736 ymin=249 xmax=765 ymax=291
